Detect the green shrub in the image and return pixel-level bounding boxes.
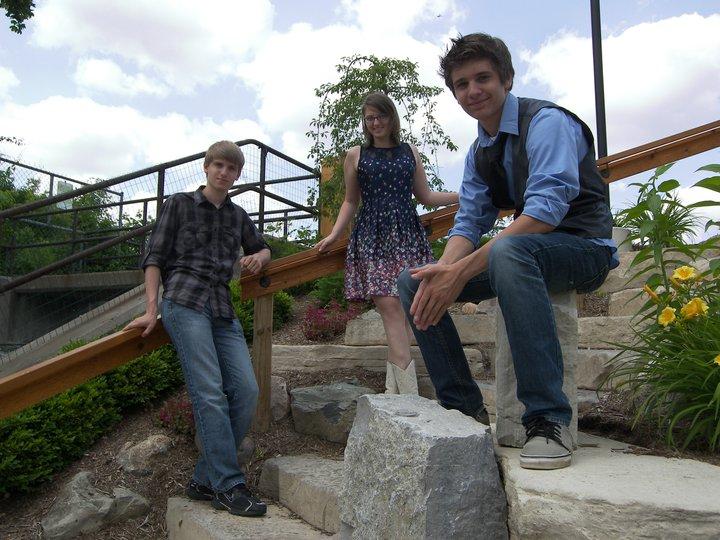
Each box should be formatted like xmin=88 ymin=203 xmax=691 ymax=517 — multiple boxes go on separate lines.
xmin=229 ymin=281 xmax=295 ymax=340
xmin=310 ymin=271 xmax=346 ymax=307
xmin=58 ymin=338 xmax=88 ymax=354
xmin=0 ymin=378 xmax=120 ymax=494
xmin=0 ymin=344 xmax=182 ymax=494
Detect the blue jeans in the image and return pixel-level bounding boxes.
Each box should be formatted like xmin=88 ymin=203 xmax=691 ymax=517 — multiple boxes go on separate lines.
xmin=161 ymin=299 xmax=258 ymax=492
xmin=398 ymin=232 xmax=612 ymax=426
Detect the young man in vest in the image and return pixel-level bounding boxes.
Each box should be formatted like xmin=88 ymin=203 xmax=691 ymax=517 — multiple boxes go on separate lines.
xmin=398 ymin=33 xmax=617 ymax=470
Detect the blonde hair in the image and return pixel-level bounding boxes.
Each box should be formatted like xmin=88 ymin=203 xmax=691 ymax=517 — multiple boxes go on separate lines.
xmin=204 ymin=140 xmax=245 ymax=169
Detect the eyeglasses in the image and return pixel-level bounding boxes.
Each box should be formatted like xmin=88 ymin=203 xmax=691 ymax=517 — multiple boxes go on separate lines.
xmin=364 ymin=114 xmax=389 ymax=125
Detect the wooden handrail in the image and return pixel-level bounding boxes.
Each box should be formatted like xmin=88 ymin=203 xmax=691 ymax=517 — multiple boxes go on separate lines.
xmin=1 ymin=119 xmax=718 ymax=422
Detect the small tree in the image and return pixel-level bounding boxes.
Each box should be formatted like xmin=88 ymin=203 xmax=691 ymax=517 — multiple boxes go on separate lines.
xmin=1 ymin=0 xmax=34 ymax=34
xmin=307 ymin=54 xmax=457 ymax=221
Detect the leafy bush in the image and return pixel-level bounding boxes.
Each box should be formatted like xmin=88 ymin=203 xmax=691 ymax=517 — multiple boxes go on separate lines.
xmin=229 ymin=280 xmax=295 ymax=340
xmin=607 ymin=163 xmax=720 ymax=450
xmin=301 ymin=300 xmax=364 ymax=341
xmin=0 ymin=344 xmax=182 ymax=494
xmin=310 ymin=271 xmax=346 ymax=307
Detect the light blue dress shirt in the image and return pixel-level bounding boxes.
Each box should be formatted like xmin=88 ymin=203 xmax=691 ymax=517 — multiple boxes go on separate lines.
xmin=449 ymin=93 xmax=617 ymax=264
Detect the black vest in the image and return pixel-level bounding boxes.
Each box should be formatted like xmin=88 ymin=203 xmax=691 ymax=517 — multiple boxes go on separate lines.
xmin=474 ymin=97 xmax=612 ymax=239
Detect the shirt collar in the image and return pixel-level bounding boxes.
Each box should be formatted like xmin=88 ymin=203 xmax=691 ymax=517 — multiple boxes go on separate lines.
xmin=194 ymin=186 xmax=233 ymax=208
xmin=476 ymin=92 xmax=519 ymax=146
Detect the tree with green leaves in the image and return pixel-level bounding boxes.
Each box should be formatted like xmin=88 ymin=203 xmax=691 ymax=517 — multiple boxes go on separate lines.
xmin=307 ymin=54 xmax=457 ymax=219
xmin=1 ymin=0 xmax=34 ymax=34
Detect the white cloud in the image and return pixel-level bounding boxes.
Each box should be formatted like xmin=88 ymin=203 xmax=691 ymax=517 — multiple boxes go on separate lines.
xmin=0 ymin=65 xmax=19 ymax=98
xmin=0 ymin=96 xmax=270 ymax=179
xmin=74 ymin=58 xmax=169 ymax=97
xmin=31 ymin=0 xmax=275 ymax=93
xmin=339 ymin=0 xmax=460 ymax=34
xmin=520 ymin=13 xmax=720 ymax=154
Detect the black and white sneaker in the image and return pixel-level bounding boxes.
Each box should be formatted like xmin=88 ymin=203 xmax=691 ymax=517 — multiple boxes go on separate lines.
xmin=212 ymin=483 xmax=267 ymax=517
xmin=185 ymin=479 xmax=214 ymax=501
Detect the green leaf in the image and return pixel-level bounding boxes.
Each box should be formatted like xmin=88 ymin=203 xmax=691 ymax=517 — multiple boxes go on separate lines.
xmin=657 ymin=179 xmax=680 ymax=192
xmin=654 ymin=163 xmax=675 ymax=177
xmin=696 ymin=164 xmax=720 ymax=174
xmin=647 ymin=194 xmax=663 ymax=214
xmin=693 ymin=176 xmax=720 ymax=193
xmin=709 ymin=259 xmax=720 ymax=273
xmin=687 ymin=200 xmax=720 ymax=209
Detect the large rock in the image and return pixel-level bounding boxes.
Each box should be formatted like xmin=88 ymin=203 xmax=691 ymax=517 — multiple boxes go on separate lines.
xmin=498 ymin=432 xmax=720 ymax=538
xmin=344 ymin=312 xmax=496 ymax=346
xmin=41 ymin=472 xmax=149 ymax=539
xmin=271 ymin=375 xmax=290 ymax=421
xmin=166 ymin=498 xmax=327 ymax=539
xmin=340 ymin=394 xmax=508 ymax=539
xmin=259 ymin=455 xmax=344 ymax=533
xmin=117 ymin=434 xmax=172 ymax=476
xmin=291 ymin=382 xmax=375 ymax=443
xmin=495 ymin=291 xmax=578 ymax=448
xmin=273 ymin=344 xmax=485 ymax=378
xmin=576 ymin=349 xmax=630 ymax=390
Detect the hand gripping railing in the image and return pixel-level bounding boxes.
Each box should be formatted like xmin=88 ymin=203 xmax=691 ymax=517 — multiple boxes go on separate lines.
xmin=1 ymin=120 xmax=718 ymax=429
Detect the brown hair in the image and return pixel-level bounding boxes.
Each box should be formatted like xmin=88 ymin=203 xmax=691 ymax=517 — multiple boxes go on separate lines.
xmin=439 ymin=33 xmax=515 ymax=94
xmin=361 ymin=92 xmax=401 ymax=147
xmin=204 ymin=140 xmax=245 ymax=169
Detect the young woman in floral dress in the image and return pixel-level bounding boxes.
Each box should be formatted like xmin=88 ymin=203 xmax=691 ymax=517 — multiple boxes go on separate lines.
xmin=316 ymin=92 xmax=458 ymax=393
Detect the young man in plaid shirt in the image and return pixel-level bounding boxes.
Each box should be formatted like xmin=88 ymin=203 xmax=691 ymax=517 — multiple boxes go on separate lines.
xmin=126 ymin=140 xmax=271 ymax=516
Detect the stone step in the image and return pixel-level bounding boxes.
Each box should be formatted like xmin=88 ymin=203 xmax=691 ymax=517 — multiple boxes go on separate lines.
xmin=272 ymin=344 xmax=488 ymax=379
xmin=273 ymin=345 xmax=629 ymax=391
xmin=497 ymin=432 xmax=720 ymax=538
xmin=475 ymin=381 xmax=603 ymax=417
xmin=166 ymin=498 xmax=330 ymax=539
xmin=344 ymin=312 xmax=637 ymax=351
xmin=258 ymin=455 xmax=344 ymax=534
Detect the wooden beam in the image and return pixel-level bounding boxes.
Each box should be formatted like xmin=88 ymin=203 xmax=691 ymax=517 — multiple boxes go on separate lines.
xmin=0 ymin=322 xmax=170 ymax=420
xmin=251 ymin=294 xmax=273 ymax=432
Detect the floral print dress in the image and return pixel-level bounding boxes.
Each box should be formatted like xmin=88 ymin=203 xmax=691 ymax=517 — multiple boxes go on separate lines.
xmin=344 ymin=143 xmax=434 ymax=300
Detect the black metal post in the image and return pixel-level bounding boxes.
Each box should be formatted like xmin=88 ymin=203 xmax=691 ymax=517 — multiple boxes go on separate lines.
xmin=258 ymin=147 xmax=267 ymax=233
xmin=156 ymin=169 xmax=165 ymax=216
xmin=591 ymin=0 xmax=611 ymax=202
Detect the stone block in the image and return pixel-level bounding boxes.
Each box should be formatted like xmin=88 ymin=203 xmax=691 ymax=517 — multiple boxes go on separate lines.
xmin=578 ymin=316 xmax=636 ymax=349
xmin=576 ymin=349 xmax=630 ymax=390
xmin=272 ymin=344 xmax=485 ymax=379
xmin=608 ymin=288 xmax=646 ymax=317
xmin=497 ymin=432 xmax=720 ymax=539
xmin=495 ymin=291 xmax=578 ymax=448
xmin=258 ymin=455 xmax=344 ymax=533
xmin=344 ymin=312 xmax=496 ymax=346
xmin=166 ymin=498 xmax=327 ymax=539
xmin=291 ymin=382 xmax=375 ymax=443
xmin=340 ymin=394 xmax=507 ymax=539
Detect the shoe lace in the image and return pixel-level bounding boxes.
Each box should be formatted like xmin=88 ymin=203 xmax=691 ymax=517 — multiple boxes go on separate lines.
xmin=525 ymin=417 xmax=562 ymax=444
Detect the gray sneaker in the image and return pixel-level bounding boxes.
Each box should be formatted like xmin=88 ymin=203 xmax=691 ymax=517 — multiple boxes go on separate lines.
xmin=519 ymin=417 xmax=573 ymax=470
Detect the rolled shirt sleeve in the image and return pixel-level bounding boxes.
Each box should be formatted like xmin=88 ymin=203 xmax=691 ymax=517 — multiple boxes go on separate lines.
xmin=448 ymin=143 xmax=499 ymax=248
xmin=521 ymin=107 xmax=586 ymax=227
xmin=141 ymin=195 xmax=178 ymax=270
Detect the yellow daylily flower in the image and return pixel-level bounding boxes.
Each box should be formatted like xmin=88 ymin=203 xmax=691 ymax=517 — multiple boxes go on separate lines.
xmin=680 ymin=298 xmax=709 ymax=319
xmin=672 ymin=265 xmax=697 ymax=281
xmin=714 ymin=354 xmax=720 ymax=367
xmin=643 ymin=284 xmax=660 ymax=303
xmin=658 ymin=307 xmax=676 ymax=327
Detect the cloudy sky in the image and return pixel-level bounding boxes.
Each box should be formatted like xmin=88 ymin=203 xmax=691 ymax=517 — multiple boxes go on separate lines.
xmin=0 ymin=0 xmax=718 ymax=220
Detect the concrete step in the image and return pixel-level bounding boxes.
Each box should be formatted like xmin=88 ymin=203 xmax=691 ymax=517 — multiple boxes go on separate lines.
xmin=498 ymin=432 xmax=720 ymax=538
xmin=166 ymin=498 xmax=331 ymax=539
xmin=273 ymin=344 xmax=628 ymax=391
xmin=0 ymin=284 xmax=147 ymax=377
xmin=258 ymin=454 xmax=344 ymax=534
xmin=345 ymin=311 xmax=637 ymax=351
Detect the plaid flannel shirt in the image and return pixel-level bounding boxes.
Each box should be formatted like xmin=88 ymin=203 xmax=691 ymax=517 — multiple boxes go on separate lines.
xmin=141 ymin=187 xmax=270 ymax=319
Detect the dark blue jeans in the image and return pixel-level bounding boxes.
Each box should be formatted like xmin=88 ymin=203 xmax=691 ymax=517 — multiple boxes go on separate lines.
xmin=161 ymin=299 xmax=258 ymax=492
xmin=398 ymin=232 xmax=612 ymax=426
